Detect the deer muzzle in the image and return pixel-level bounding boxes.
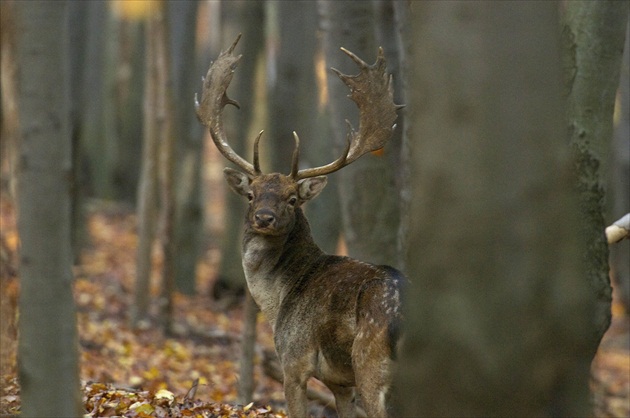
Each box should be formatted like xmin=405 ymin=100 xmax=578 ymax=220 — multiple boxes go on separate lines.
xmin=254 ymin=209 xmax=276 ymax=229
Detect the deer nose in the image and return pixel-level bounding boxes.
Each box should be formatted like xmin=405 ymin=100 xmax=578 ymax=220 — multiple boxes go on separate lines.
xmin=254 ymin=209 xmax=276 ymax=228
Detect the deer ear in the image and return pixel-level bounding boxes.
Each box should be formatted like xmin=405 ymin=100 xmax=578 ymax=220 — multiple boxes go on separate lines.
xmin=298 ymin=176 xmax=327 ymax=202
xmin=224 ymin=168 xmax=252 ymax=196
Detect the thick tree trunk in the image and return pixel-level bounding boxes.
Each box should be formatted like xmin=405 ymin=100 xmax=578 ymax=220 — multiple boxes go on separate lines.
xmin=15 ymin=1 xmax=82 ymax=415
xmin=214 ymin=0 xmax=265 ymax=300
xmin=317 ymin=0 xmax=401 ymax=266
xmin=397 ymin=2 xmax=594 ymax=416
xmin=610 ymin=24 xmax=630 ymax=311
xmin=561 ymin=0 xmax=629 ymax=350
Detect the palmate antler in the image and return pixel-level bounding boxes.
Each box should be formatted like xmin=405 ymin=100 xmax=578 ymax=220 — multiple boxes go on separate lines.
xmin=196 ymin=35 xmax=402 ymax=180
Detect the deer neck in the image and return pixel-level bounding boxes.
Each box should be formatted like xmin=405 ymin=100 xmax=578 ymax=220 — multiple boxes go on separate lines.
xmin=241 ymin=208 xmax=323 ymax=327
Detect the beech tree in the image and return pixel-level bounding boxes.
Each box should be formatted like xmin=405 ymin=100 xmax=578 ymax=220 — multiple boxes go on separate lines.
xmin=397 ymin=2 xmax=594 ymax=415
xmin=561 ymin=0 xmax=629 ymax=350
xmin=15 ymin=0 xmax=82 ymax=415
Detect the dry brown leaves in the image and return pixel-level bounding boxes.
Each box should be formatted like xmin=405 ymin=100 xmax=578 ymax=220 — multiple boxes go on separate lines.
xmin=0 ymin=199 xmax=286 ymax=417
xmin=0 ymin=195 xmax=629 ymax=417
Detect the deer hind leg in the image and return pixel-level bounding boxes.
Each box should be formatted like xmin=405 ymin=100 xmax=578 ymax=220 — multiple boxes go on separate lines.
xmin=327 ymin=383 xmax=356 ymax=418
xmin=353 ymin=342 xmax=391 ymax=418
xmin=352 ymin=315 xmax=392 ymax=417
xmin=352 ymin=279 xmax=401 ymax=418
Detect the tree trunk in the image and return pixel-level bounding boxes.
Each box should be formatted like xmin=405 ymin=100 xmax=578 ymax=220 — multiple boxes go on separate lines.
xmin=396 ymin=2 xmax=594 ymax=416
xmin=562 ymin=1 xmax=629 ymax=350
xmin=237 ymin=290 xmax=259 ymax=403
xmin=80 ymin=3 xmax=119 ymax=200
xmin=113 ymin=18 xmax=144 ymax=204
xmin=169 ymin=0 xmax=203 ymax=296
xmin=15 ymin=1 xmax=82 ymax=415
xmin=132 ymin=8 xmax=160 ymax=328
xmin=154 ymin=0 xmax=177 ymax=335
xmin=375 ymin=0 xmax=407 ymax=268
xmin=317 ymin=0 xmax=401 ymax=266
xmin=610 ymin=24 xmax=630 ymax=311
xmin=67 ymin=0 xmax=90 ymax=264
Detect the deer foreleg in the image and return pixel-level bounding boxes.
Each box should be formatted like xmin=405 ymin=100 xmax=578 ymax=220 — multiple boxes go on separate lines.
xmin=283 ymin=373 xmax=308 ymax=418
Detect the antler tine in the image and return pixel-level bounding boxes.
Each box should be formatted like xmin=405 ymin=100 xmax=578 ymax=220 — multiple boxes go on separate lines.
xmin=339 ymin=47 xmax=369 ymax=69
xmin=296 ymin=46 xmax=401 ymax=180
xmin=253 ymin=130 xmax=264 ymax=175
xmin=290 ymin=132 xmax=300 ymax=179
xmin=295 ymin=133 xmax=351 ymax=180
xmin=195 ymin=34 xmax=258 ymax=177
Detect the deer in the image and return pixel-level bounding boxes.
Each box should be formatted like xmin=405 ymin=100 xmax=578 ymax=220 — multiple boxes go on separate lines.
xmin=195 ymin=34 xmax=405 ymax=418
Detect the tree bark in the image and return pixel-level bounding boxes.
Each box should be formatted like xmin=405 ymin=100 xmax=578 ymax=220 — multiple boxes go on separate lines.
xmin=113 ymin=18 xmax=144 ymax=203
xmin=237 ymin=290 xmax=258 ymax=403
xmin=317 ymin=0 xmax=401 ymax=266
xmin=154 ymin=0 xmax=177 ymax=335
xmin=397 ymin=2 xmax=594 ymax=416
xmin=169 ymin=0 xmax=204 ymax=296
xmin=15 ymin=1 xmax=82 ymax=415
xmin=561 ymin=0 xmax=629 ymax=350
xmin=610 ymin=23 xmax=630 ymax=310
xmin=132 ymin=7 xmax=160 ymax=328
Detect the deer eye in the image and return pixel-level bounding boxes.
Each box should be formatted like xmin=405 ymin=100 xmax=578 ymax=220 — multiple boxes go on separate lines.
xmin=247 ymin=192 xmax=254 ymax=202
xmin=288 ymin=196 xmax=298 ymax=206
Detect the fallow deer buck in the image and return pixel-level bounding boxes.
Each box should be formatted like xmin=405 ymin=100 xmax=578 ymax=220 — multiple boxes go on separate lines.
xmin=196 ymin=35 xmax=405 ymax=418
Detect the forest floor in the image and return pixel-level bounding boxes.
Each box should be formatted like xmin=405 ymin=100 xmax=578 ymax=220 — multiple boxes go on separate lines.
xmin=0 ymin=192 xmax=629 ymax=417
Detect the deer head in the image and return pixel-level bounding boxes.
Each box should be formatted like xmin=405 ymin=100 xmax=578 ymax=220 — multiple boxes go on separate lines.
xmin=195 ymin=34 xmax=402 ymax=229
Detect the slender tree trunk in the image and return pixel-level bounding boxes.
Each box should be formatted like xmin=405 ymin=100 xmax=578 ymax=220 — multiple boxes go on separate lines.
xmin=80 ymin=3 xmax=119 ymax=200
xmin=15 ymin=1 xmax=82 ymax=415
xmin=169 ymin=0 xmax=203 ymax=296
xmin=154 ymin=0 xmax=177 ymax=335
xmin=397 ymin=2 xmax=594 ymax=416
xmin=561 ymin=0 xmax=629 ymax=350
xmin=317 ymin=0 xmax=401 ymax=266
xmin=375 ymin=0 xmax=407 ymax=268
xmin=132 ymin=8 xmax=160 ymax=328
xmin=68 ymin=0 xmax=90 ymax=264
xmin=114 ymin=18 xmax=144 ymax=203
xmin=237 ymin=290 xmax=259 ymax=403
